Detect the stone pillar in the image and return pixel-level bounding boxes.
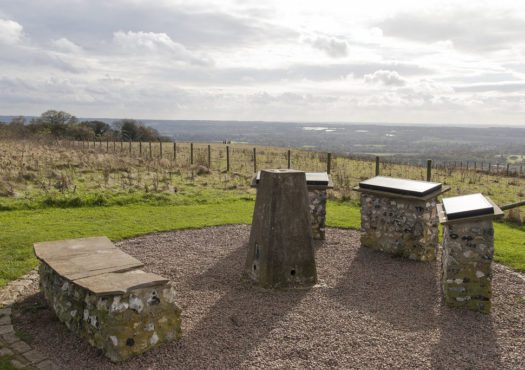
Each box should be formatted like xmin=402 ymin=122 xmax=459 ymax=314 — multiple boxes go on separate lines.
xmin=244 ymin=169 xmax=317 ymax=289
xmin=359 ymin=193 xmax=439 ymax=261
xmin=441 ymin=220 xmax=494 ymax=313
xmin=308 ymin=189 xmax=328 ymax=240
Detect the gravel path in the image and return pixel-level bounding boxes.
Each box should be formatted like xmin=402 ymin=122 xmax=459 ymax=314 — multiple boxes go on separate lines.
xmin=12 ymin=226 xmax=525 ymax=369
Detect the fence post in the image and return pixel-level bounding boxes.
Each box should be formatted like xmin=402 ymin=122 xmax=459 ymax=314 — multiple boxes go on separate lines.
xmin=506 ymin=163 xmax=510 ymax=176
xmin=521 ymin=163 xmax=523 ymax=174
xmin=173 ymin=142 xmax=177 ymax=162
xmin=149 ymin=142 xmax=152 ymax=159
xmin=208 ymin=144 xmax=211 ymax=168
xmin=190 ymin=143 xmax=194 ymax=165
xmin=327 ymin=153 xmax=331 ymax=174
xmin=375 ymin=156 xmax=380 ymax=176
xmin=287 ymin=150 xmax=291 ymax=169
xmin=226 ymin=145 xmax=230 ymax=172
xmin=129 ymin=140 xmax=132 ymax=156
xmin=139 ymin=141 xmax=142 ymax=156
xmin=120 ymin=140 xmax=123 ymax=152
xmin=159 ymin=140 xmax=163 ymax=158
xmin=427 ymin=159 xmax=432 ymax=181
xmin=488 ymin=162 xmax=491 ymax=173
xmin=106 ymin=140 xmax=109 ymax=152
xmin=253 ymin=147 xmax=257 ymax=173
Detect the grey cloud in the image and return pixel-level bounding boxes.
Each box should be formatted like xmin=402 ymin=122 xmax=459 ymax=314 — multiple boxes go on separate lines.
xmin=305 ymin=35 xmax=349 ymax=58
xmin=454 ymin=81 xmax=525 ymax=93
xmin=153 ymin=61 xmax=431 ymax=86
xmin=0 ymin=0 xmax=296 ymax=50
xmin=112 ymin=31 xmax=213 ymax=66
xmin=378 ymin=9 xmax=525 ymax=52
xmin=0 ymin=44 xmax=83 ymax=73
xmin=364 ymin=70 xmax=406 ymax=86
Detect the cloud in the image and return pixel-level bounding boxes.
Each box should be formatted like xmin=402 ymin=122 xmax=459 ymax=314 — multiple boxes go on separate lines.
xmin=52 ymin=37 xmax=82 ymax=53
xmin=0 ymin=19 xmax=23 ymax=45
xmin=364 ymin=70 xmax=406 ymax=86
xmin=113 ymin=30 xmax=213 ymax=66
xmin=305 ymin=35 xmax=349 ymax=58
xmin=454 ymin=81 xmax=525 ymax=93
xmin=377 ymin=8 xmax=525 ymax=52
xmin=0 ymin=0 xmax=296 ymax=49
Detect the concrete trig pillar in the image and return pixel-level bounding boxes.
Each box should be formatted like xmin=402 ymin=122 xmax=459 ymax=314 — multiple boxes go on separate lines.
xmin=244 ymin=169 xmax=317 ymax=289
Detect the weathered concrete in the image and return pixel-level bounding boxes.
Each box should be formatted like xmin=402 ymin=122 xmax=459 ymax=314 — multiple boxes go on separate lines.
xmin=244 ymin=169 xmax=317 ymax=289
xmin=34 ymin=237 xmax=182 ymax=362
xmin=252 ymin=172 xmax=333 ymax=240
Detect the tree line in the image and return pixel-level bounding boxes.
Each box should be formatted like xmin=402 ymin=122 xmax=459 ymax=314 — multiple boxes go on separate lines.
xmin=0 ymin=110 xmax=169 ymax=142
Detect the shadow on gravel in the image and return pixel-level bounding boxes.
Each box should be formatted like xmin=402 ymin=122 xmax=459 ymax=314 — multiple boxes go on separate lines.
xmin=181 ymin=243 xmax=310 ymax=368
xmin=430 ymin=303 xmax=501 ymax=368
xmin=327 ymin=246 xmax=441 ymax=331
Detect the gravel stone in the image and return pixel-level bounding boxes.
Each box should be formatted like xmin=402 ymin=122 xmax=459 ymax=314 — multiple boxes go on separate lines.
xmin=11 ymin=226 xmax=525 ymax=369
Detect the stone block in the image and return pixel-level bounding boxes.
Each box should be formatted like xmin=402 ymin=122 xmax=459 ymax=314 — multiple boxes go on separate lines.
xmin=308 ymin=189 xmax=328 ymax=240
xmin=0 ymin=347 xmax=14 ymax=356
xmin=0 ymin=325 xmax=14 ymax=336
xmin=244 ymin=169 xmax=317 ymax=289
xmin=10 ymin=340 xmax=31 ymax=354
xmin=359 ymin=193 xmax=439 ymax=261
xmin=34 ymin=236 xmax=182 ymax=362
xmin=2 ymin=333 xmax=19 ymax=344
xmin=442 ymin=220 xmax=494 ymax=313
xmin=36 ymin=360 xmax=58 ymax=370
xmin=23 ymin=349 xmax=47 ymax=364
xmin=38 ymin=263 xmax=182 ymax=362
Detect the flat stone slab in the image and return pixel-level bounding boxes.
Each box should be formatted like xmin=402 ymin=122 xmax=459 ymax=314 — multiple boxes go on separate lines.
xmin=438 ymin=195 xmax=503 ymax=224
xmin=358 ymin=176 xmax=442 ymax=197
xmin=75 ymin=270 xmax=169 ymax=296
xmin=253 ymin=171 xmax=334 ymax=189
xmin=443 ymin=193 xmax=494 ymax=220
xmin=34 ymin=236 xmax=143 ymax=282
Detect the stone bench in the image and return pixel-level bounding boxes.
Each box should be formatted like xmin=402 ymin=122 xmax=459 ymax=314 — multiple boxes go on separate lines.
xmin=34 ymin=236 xmax=182 ymax=362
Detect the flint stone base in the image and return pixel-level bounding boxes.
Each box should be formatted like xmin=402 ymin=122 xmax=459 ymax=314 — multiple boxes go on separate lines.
xmin=442 ymin=220 xmax=494 ymax=313
xmin=360 ymin=193 xmax=439 ymax=261
xmin=308 ymin=189 xmax=328 ymax=240
xmin=38 ymin=263 xmax=182 ymax=362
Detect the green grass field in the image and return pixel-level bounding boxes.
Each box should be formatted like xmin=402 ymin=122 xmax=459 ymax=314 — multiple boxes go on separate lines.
xmin=0 ymin=197 xmax=523 ymax=289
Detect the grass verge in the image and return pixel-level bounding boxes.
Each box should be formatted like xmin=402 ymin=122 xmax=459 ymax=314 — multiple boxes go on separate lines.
xmin=0 ymin=199 xmax=523 ymax=288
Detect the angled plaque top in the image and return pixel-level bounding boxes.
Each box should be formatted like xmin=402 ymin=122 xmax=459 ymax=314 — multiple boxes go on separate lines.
xmin=442 ymin=193 xmax=495 ymax=220
xmin=359 ymin=176 xmax=442 ymax=197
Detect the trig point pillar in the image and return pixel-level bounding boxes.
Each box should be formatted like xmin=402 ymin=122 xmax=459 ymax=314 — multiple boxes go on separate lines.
xmin=354 ymin=176 xmax=450 ymax=262
xmin=438 ymin=193 xmax=503 ymax=313
xmin=244 ymin=169 xmax=317 ymax=289
xmin=251 ymin=171 xmax=333 ymax=240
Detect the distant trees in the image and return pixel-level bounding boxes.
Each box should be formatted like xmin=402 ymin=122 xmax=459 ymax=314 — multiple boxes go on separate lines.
xmin=113 ymin=119 xmax=160 ymax=142
xmin=0 ymin=110 xmax=166 ymax=142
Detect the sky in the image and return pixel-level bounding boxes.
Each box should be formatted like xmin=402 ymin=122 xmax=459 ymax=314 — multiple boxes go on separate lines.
xmin=1 ymin=0 xmax=525 ymax=125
